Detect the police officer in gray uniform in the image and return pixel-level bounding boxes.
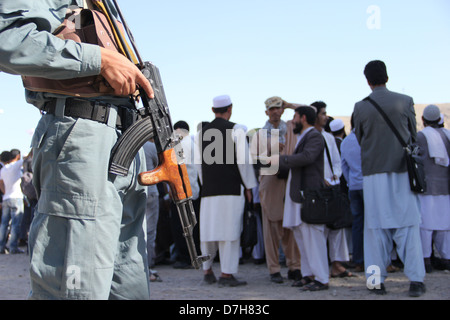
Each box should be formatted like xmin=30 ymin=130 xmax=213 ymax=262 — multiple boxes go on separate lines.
xmin=0 ymin=0 xmax=154 ymax=299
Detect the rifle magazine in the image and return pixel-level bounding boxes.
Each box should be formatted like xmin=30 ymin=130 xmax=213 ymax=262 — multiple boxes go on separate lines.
xmin=109 ymin=117 xmax=155 ymax=176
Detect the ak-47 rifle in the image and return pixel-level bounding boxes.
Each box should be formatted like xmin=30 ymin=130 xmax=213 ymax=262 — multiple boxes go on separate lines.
xmin=93 ymin=0 xmax=209 ymax=269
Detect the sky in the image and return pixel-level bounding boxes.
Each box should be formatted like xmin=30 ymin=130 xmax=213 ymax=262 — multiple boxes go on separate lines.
xmin=1 ymin=0 xmax=449 ymax=154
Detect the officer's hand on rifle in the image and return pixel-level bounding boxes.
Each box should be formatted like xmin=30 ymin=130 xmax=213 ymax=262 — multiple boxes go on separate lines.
xmin=100 ymin=47 xmax=154 ymax=98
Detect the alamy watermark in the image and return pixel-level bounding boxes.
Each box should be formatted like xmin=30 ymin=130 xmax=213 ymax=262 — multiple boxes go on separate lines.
xmin=66 ymin=5 xmax=84 ymax=30
xmin=66 ymin=265 xmax=81 ymax=290
xmin=366 ymin=265 xmax=382 ymax=289
xmin=367 ymin=5 xmax=381 ymax=30
xmin=174 ymin=128 xmax=280 ymax=176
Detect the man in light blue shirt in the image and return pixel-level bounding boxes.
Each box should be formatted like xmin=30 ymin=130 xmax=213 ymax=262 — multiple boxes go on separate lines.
xmin=340 ymin=120 xmax=364 ymax=271
xmin=0 ymin=0 xmax=155 ymax=300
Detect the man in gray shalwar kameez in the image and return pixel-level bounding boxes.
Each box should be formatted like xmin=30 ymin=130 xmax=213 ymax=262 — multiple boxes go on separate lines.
xmin=353 ymin=60 xmax=426 ymax=297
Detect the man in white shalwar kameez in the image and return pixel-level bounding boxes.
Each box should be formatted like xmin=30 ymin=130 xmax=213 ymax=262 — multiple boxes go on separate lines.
xmin=353 ymin=60 xmax=426 ymax=297
xmin=195 ymin=95 xmax=256 ymax=287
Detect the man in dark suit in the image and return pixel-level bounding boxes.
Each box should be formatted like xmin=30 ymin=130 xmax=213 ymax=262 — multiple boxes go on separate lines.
xmin=271 ymin=106 xmax=329 ymax=291
xmin=278 ymin=107 xmax=325 ymax=202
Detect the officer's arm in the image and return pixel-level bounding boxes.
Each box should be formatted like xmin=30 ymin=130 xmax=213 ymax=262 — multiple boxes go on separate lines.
xmin=0 ymin=3 xmax=100 ymax=79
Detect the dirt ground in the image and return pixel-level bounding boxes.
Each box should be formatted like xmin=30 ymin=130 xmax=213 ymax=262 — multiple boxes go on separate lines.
xmin=1 ymin=253 xmax=449 ymax=301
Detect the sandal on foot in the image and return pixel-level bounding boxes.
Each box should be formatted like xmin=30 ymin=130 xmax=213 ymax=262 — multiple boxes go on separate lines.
xmin=301 ymin=280 xmax=329 ymax=291
xmin=150 ymin=272 xmax=162 ymax=282
xmin=292 ymin=276 xmax=313 ymax=287
xmin=331 ymin=269 xmax=354 ymax=278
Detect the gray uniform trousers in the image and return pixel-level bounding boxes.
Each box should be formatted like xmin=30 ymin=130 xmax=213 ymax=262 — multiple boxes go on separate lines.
xmin=28 ymin=100 xmax=150 ymax=300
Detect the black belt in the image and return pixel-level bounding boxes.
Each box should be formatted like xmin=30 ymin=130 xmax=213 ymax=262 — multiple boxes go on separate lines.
xmin=42 ymin=98 xmax=137 ymax=130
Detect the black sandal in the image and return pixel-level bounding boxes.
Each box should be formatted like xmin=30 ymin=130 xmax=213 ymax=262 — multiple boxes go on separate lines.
xmin=292 ymin=276 xmax=313 ymax=287
xmin=331 ymin=269 xmax=354 ymax=278
xmin=301 ymin=280 xmax=329 ymax=291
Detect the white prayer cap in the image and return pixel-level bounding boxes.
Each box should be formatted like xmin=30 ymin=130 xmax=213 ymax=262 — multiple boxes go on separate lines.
xmin=213 ymin=95 xmax=232 ymax=109
xmin=439 ymin=113 xmax=444 ymax=125
xmin=423 ymin=104 xmax=441 ymax=122
xmin=329 ymin=119 xmax=345 ymax=133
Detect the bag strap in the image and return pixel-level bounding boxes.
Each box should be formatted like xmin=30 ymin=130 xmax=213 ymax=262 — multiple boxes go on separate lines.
xmin=364 ymin=97 xmax=408 ymax=148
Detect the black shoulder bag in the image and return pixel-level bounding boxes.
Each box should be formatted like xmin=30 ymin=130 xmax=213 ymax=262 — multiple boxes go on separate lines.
xmin=364 ymin=97 xmax=426 ymax=193
xmin=241 ymin=201 xmax=258 ymax=249
xmin=323 ymin=142 xmax=353 ymax=229
xmin=300 ymin=138 xmax=352 ymax=227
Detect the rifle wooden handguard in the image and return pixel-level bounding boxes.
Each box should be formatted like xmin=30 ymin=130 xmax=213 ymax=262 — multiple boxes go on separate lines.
xmin=138 ymin=149 xmax=193 ymax=201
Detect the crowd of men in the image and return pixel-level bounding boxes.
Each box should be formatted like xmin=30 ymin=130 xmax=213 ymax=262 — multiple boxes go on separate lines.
xmin=0 ymin=0 xmax=448 ymax=301
xmin=144 ymin=61 xmax=449 ymax=298
xmin=1 ymin=60 xmax=449 ymax=300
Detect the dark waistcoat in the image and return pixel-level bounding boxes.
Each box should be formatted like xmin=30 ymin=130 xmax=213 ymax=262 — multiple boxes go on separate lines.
xmin=200 ymin=118 xmax=243 ymax=197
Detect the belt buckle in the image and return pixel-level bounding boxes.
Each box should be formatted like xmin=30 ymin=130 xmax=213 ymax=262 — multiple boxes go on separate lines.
xmin=92 ymin=101 xmax=110 ymax=124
